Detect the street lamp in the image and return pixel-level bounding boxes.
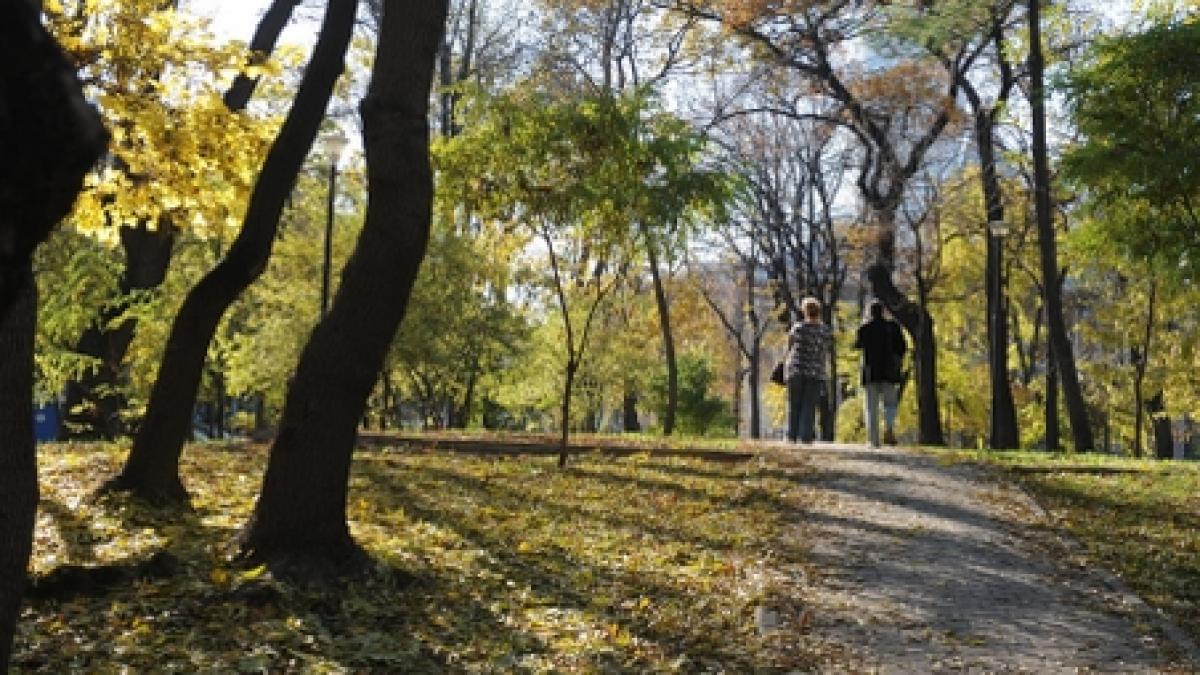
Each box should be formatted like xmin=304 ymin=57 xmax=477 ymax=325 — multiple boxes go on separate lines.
xmin=320 ymin=130 xmax=349 ymax=317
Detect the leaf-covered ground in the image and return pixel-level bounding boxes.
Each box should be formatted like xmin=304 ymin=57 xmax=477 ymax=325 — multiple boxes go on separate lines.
xmin=15 ymin=441 xmax=820 ymax=672
xmin=951 ymin=450 xmax=1200 ymax=646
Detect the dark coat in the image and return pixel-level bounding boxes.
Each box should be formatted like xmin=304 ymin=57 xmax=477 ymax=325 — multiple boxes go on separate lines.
xmin=854 ymin=318 xmax=906 ymax=384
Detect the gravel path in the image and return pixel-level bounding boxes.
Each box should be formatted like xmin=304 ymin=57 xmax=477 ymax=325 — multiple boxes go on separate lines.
xmin=792 ymin=443 xmax=1193 ymax=673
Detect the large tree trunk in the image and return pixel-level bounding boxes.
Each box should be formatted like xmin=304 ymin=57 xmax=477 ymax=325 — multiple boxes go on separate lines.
xmin=642 ymin=224 xmax=677 ymax=435
xmin=238 ymin=0 xmax=449 ymax=575
xmin=107 ymin=0 xmax=359 ymax=506
xmin=867 ymin=264 xmax=944 ymax=445
xmin=63 ymin=0 xmax=299 ymax=440
xmin=1029 ymin=0 xmax=1094 ymax=451
xmin=0 ymin=283 xmax=39 ymax=668
xmin=1 ymin=0 xmax=107 ymax=664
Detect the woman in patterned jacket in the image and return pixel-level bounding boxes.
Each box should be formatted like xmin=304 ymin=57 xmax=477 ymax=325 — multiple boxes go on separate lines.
xmin=787 ymin=296 xmax=833 ymax=443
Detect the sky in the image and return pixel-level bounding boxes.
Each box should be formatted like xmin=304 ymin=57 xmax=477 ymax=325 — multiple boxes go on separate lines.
xmin=190 ymin=0 xmax=318 ymax=45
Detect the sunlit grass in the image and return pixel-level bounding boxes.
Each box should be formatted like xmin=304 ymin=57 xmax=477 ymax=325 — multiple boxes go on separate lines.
xmin=17 ymin=441 xmax=818 ymax=672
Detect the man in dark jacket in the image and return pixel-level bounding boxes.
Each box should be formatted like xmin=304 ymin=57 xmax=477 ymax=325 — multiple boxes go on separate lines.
xmin=853 ymin=300 xmax=907 ymax=447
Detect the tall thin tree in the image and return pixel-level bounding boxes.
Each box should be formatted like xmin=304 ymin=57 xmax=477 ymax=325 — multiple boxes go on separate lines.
xmin=1028 ymin=0 xmax=1093 ymax=450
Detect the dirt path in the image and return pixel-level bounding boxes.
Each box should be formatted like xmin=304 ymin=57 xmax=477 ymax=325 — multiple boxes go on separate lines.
xmin=791 ymin=444 xmax=1193 ymax=673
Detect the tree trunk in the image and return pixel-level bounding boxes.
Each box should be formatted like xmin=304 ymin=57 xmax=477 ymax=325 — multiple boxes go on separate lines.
xmin=558 ymin=361 xmax=578 ymax=467
xmin=0 ymin=2 xmax=106 ymax=664
xmin=1045 ymin=338 xmax=1060 ymax=450
xmin=1147 ymin=392 xmax=1173 ymax=460
xmin=0 ymin=283 xmax=38 ymax=668
xmin=867 ymin=264 xmax=944 ymax=445
xmin=1029 ymin=0 xmax=1094 ymax=451
xmin=820 ymin=302 xmax=837 ymax=442
xmin=64 ymin=0 xmax=297 ymax=440
xmin=977 ymin=116 xmax=1019 ymax=449
xmin=238 ymin=0 xmax=448 ymax=575
xmin=622 ymin=389 xmax=640 ymax=432
xmin=62 ymin=223 xmax=175 ymax=439
xmin=642 ymin=224 xmax=676 ymax=436
xmin=1133 ymin=279 xmax=1156 ymax=457
xmin=748 ymin=337 xmax=761 ymax=439
xmin=107 ymin=0 xmax=359 ymax=506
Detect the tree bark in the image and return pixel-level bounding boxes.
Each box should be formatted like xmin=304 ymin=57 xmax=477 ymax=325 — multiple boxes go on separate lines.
xmin=62 ymin=223 xmax=174 ymax=439
xmin=748 ymin=337 xmax=761 ymax=439
xmin=1045 ymin=336 xmax=1060 ymax=450
xmin=1029 ymin=0 xmax=1094 ymax=451
xmin=622 ymin=389 xmax=640 ymax=432
xmin=108 ymin=0 xmax=359 ymax=506
xmin=977 ymin=118 xmax=1019 ymax=450
xmin=642 ymin=224 xmax=677 ymax=435
xmin=867 ymin=264 xmax=944 ymax=445
xmin=1 ymin=2 xmax=106 ymax=664
xmin=0 ymin=283 xmax=38 ymax=668
xmin=63 ymin=0 xmax=300 ymax=440
xmin=1147 ymin=392 xmax=1173 ymax=460
xmin=1132 ymin=278 xmax=1156 ymax=457
xmin=238 ymin=0 xmax=448 ymax=575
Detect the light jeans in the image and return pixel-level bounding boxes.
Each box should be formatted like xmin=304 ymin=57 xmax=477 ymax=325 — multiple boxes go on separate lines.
xmin=863 ymin=382 xmax=899 ymax=447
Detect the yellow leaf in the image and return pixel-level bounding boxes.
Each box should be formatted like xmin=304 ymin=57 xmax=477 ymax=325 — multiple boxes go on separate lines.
xmin=240 ymin=564 xmax=268 ymax=581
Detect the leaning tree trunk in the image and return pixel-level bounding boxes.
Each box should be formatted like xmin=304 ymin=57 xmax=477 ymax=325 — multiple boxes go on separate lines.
xmin=63 ymin=0 xmax=299 ymax=440
xmin=0 ymin=284 xmax=39 ymax=668
xmin=867 ymin=264 xmax=944 ymax=445
xmin=238 ymin=0 xmax=449 ymax=575
xmin=642 ymin=224 xmax=677 ymax=436
xmin=106 ymin=0 xmax=359 ymax=506
xmin=0 ymin=0 xmax=107 ymax=664
xmin=1029 ymin=0 xmax=1094 ymax=451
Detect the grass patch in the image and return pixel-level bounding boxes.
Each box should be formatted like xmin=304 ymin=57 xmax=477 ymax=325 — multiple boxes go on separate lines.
xmin=16 ymin=441 xmax=818 ymax=672
xmin=945 ymin=449 xmax=1200 ymax=644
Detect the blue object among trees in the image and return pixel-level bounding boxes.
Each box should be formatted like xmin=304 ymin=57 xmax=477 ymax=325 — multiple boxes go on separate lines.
xmin=33 ymin=404 xmax=59 ymax=442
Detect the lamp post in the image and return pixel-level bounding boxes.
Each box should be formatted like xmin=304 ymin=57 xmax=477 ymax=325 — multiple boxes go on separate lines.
xmin=320 ymin=131 xmax=349 ymax=317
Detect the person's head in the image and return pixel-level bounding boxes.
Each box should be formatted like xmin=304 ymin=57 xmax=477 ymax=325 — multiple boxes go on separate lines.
xmin=802 ymin=296 xmax=822 ymax=322
xmin=869 ymin=299 xmax=885 ymax=320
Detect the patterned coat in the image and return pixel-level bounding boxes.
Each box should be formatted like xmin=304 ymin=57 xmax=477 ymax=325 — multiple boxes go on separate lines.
xmin=787 ymin=321 xmax=833 ymax=381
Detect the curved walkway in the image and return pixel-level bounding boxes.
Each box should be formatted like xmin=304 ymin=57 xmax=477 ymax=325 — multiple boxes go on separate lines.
xmin=791 ymin=443 xmax=1193 ymax=673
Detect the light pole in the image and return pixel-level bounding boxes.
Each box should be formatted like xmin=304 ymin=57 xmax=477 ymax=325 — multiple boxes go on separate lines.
xmin=320 ymin=130 xmax=349 ymax=317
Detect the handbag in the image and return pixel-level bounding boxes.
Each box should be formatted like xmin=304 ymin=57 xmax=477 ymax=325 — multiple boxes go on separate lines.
xmin=770 ymin=361 xmax=786 ymax=386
